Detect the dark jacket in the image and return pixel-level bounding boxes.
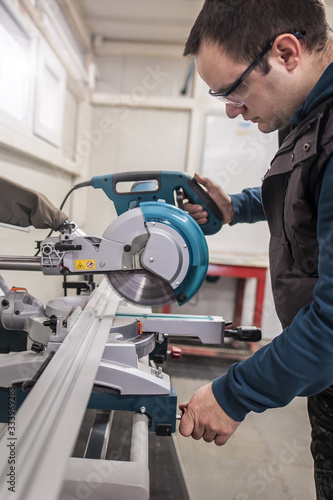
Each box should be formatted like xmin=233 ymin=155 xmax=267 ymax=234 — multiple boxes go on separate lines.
xmin=262 ymin=97 xmax=333 ymax=328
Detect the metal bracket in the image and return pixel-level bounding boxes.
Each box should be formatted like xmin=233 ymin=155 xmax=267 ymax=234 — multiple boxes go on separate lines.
xmin=88 ymin=387 xmax=177 ymax=435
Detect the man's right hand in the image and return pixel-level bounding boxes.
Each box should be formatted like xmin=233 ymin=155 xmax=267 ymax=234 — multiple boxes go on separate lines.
xmin=185 ymin=173 xmax=235 ymax=225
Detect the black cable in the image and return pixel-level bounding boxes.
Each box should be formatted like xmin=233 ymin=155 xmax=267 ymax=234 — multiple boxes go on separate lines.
xmin=59 ymin=180 xmax=92 ymax=211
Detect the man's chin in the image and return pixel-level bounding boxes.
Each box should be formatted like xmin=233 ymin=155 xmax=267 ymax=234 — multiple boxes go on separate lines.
xmin=257 ymin=121 xmax=280 ymax=134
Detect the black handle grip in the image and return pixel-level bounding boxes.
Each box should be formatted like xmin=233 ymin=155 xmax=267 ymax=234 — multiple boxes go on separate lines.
xmin=225 ymin=326 xmax=262 ymax=342
xmin=185 ymin=177 xmax=223 ymax=224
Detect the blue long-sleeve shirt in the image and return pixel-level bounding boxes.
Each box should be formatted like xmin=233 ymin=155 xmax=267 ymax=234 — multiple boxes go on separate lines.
xmin=212 ymin=63 xmax=333 ymax=421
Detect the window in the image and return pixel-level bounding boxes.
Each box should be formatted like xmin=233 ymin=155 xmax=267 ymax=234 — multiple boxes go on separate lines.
xmin=0 ymin=2 xmax=35 ymax=125
xmin=33 ymin=39 xmax=66 ymax=146
xmin=0 ymin=1 xmax=66 ymax=148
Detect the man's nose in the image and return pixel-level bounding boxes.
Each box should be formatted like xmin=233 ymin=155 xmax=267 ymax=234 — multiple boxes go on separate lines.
xmin=225 ymin=103 xmax=245 ymax=119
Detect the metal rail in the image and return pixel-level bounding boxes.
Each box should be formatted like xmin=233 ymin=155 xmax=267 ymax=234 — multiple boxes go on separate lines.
xmin=61 ymin=413 xmax=150 ymax=500
xmin=0 ymin=256 xmax=42 ymax=271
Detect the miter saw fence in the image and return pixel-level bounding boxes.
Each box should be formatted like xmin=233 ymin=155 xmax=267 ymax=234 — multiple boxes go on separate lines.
xmin=40 ymin=171 xmax=223 ymax=308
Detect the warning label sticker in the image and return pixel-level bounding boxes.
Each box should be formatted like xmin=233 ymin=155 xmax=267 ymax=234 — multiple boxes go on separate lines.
xmin=75 ymin=259 xmax=95 ymax=271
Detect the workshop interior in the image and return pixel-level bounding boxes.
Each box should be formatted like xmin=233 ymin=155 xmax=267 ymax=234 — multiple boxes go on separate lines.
xmin=0 ymin=1 xmax=332 ymax=499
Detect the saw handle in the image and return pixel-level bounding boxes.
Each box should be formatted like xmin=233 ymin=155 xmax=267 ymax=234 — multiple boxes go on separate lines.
xmin=110 ymin=170 xmax=161 ymax=188
xmin=184 ymin=176 xmax=223 ymax=234
xmin=91 ymin=171 xmax=223 ymax=235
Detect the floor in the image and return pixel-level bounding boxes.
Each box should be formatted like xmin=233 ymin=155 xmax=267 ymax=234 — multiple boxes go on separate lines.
xmin=166 ymin=351 xmax=316 ymax=500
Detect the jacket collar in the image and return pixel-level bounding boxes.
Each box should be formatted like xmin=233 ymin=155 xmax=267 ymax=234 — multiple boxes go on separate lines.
xmin=290 ymin=61 xmax=333 ymax=127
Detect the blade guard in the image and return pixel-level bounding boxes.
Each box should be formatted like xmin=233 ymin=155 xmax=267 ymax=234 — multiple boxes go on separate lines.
xmin=91 ymin=171 xmax=223 ymax=236
xmin=139 ymin=202 xmax=209 ymax=306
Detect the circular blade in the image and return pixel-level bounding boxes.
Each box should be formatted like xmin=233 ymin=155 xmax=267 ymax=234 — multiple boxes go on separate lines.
xmin=106 ymin=270 xmax=175 ymax=307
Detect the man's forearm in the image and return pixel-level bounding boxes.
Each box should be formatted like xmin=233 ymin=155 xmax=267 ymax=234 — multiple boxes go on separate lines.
xmin=230 ymin=187 xmax=266 ymax=225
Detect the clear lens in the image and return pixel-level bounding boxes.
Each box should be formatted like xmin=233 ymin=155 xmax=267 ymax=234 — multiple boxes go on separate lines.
xmin=209 ymin=81 xmax=251 ymax=107
xmin=233 ymin=81 xmax=251 ymax=99
xmin=214 ymin=95 xmax=245 ymax=107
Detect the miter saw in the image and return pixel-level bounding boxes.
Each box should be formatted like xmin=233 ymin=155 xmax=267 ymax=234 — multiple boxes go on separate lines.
xmin=39 ymin=170 xmax=223 ymax=307
xmin=0 ymin=171 xmax=262 ymax=500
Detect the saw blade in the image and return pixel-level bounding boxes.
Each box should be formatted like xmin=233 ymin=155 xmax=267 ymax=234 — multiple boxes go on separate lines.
xmin=106 ymin=270 xmax=175 ymax=307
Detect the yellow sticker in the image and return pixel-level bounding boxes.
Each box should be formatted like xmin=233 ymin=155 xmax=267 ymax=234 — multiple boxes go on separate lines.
xmin=75 ymin=259 xmax=95 ymax=270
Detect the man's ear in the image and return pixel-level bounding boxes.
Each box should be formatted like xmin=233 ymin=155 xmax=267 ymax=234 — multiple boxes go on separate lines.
xmin=271 ymin=33 xmax=302 ymax=71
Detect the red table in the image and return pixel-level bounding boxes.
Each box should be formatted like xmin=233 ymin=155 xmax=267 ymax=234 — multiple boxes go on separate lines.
xmin=206 ymin=263 xmax=267 ymax=327
xmin=163 ymin=259 xmax=268 ymax=328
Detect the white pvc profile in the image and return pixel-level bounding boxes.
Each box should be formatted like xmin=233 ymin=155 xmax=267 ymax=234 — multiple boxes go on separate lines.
xmin=0 ymin=279 xmax=120 ymax=500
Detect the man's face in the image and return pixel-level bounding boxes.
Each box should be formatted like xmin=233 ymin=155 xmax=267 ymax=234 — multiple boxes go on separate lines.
xmin=196 ymin=41 xmax=300 ymax=133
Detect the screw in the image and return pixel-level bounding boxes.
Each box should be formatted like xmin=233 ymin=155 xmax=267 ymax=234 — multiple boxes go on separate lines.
xmin=177 ymin=293 xmax=187 ymax=303
xmin=148 ymin=257 xmax=154 ymax=263
xmin=100 ymin=261 xmax=105 ymax=268
xmin=140 ymin=406 xmax=146 ymax=414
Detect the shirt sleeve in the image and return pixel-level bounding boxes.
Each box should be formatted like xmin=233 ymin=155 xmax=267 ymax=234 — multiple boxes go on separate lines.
xmin=0 ymin=176 xmax=68 ymax=230
xmin=212 ymin=157 xmax=333 ymax=421
xmin=230 ymin=187 xmax=266 ymax=225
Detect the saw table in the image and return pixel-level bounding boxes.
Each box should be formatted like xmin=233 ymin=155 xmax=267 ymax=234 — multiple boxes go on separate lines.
xmin=0 ymin=279 xmax=225 ymax=500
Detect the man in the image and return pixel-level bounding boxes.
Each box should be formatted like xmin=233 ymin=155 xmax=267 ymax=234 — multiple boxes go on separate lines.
xmin=178 ymin=0 xmax=333 ymax=496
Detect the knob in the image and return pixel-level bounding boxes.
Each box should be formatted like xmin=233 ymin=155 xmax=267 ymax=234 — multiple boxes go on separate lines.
xmin=169 ymin=346 xmax=182 ymax=360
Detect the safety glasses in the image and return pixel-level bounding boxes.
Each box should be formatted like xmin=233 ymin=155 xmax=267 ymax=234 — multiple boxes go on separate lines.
xmin=209 ymin=31 xmax=305 ymax=107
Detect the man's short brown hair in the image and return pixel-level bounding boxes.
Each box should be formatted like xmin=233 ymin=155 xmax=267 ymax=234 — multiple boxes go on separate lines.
xmin=184 ymin=0 xmax=331 ymax=71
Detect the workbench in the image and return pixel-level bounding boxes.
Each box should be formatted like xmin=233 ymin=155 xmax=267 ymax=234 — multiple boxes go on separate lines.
xmin=207 ymin=252 xmax=268 ymax=328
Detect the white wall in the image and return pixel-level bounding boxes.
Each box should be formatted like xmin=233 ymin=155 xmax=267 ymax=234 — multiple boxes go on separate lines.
xmin=95 ymin=53 xmax=193 ymax=96
xmin=0 ymin=2 xmax=92 ymax=305
xmin=84 ymin=54 xmax=192 ymax=235
xmin=326 ymin=6 xmax=333 ymax=25
xmin=0 ymin=87 xmax=85 ymax=303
